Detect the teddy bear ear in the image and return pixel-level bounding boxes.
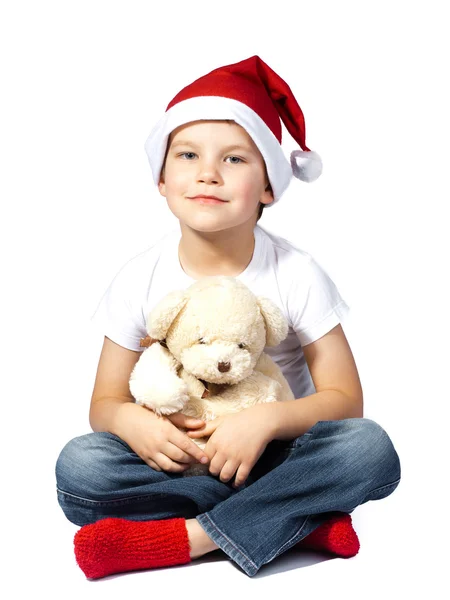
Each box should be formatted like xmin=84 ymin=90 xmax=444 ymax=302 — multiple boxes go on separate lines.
xmin=256 ymin=296 xmax=289 ymax=347
xmin=147 ymin=290 xmax=189 ymax=340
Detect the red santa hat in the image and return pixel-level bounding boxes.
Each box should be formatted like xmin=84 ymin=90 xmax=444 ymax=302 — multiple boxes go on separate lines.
xmin=144 ymin=55 xmax=322 ymax=205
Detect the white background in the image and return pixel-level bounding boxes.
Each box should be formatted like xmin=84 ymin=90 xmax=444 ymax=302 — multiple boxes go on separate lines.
xmin=1 ymin=1 xmax=448 ymax=598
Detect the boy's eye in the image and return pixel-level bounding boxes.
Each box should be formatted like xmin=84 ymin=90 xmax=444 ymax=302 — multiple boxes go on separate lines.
xmin=177 ymin=153 xmax=244 ymax=164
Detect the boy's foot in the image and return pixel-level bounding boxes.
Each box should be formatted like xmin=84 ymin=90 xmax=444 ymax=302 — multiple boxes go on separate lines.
xmin=74 ymin=517 xmax=191 ymax=579
xmin=296 ymin=513 xmax=360 ymax=557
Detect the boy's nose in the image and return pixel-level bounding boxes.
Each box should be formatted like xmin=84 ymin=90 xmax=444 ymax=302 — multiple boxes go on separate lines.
xmin=198 ymin=177 xmax=220 ymax=184
xmin=197 ymin=164 xmax=223 ymax=184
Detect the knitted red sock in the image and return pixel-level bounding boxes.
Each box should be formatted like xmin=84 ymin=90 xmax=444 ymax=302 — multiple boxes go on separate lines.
xmin=296 ymin=513 xmax=360 ymax=557
xmin=74 ymin=517 xmax=191 ymax=579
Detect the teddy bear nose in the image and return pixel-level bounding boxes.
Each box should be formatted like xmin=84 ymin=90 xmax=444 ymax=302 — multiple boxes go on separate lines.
xmin=218 ymin=361 xmax=231 ymax=373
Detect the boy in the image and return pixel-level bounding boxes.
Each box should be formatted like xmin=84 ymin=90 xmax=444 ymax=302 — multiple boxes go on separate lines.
xmin=55 ymin=56 xmax=401 ymax=579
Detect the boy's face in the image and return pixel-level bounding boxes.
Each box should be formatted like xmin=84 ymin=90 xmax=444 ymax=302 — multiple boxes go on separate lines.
xmin=158 ymin=120 xmax=273 ymax=233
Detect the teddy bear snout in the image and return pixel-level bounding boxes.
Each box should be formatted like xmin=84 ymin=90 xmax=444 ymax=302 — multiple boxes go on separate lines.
xmin=218 ymin=361 xmax=231 ymax=373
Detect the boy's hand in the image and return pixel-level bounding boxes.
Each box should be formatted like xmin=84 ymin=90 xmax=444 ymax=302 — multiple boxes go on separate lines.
xmin=187 ymin=404 xmax=276 ymax=487
xmin=115 ymin=403 xmax=209 ymax=473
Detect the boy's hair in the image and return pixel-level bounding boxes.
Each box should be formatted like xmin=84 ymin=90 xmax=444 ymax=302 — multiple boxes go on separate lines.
xmin=256 ymin=202 xmax=265 ymax=222
xmin=257 ymin=184 xmax=272 ymax=222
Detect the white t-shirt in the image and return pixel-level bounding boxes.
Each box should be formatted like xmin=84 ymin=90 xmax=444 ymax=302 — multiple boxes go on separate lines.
xmin=91 ymin=225 xmax=350 ymax=399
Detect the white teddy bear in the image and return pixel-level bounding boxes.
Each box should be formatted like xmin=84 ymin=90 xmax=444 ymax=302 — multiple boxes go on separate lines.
xmin=129 ymin=276 xmax=294 ymax=476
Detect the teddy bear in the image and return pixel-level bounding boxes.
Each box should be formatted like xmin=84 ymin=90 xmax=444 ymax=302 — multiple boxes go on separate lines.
xmin=129 ymin=276 xmax=295 ymax=476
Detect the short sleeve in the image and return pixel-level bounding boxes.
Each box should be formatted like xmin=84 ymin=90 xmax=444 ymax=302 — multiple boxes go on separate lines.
xmin=90 ymin=258 xmax=148 ymax=351
xmin=288 ymin=255 xmax=350 ymax=347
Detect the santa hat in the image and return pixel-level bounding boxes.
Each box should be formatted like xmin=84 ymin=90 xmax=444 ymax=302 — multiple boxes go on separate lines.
xmin=144 ymin=55 xmax=322 ymax=205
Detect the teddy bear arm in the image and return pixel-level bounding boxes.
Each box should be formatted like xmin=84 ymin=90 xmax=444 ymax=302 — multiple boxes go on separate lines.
xmin=129 ymin=343 xmax=189 ymax=415
xmin=254 ymin=353 xmax=295 ymax=401
xmin=178 ymin=369 xmax=207 ymax=399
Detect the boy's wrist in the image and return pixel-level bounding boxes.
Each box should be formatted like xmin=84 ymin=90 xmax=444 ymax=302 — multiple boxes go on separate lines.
xmin=112 ymin=401 xmax=132 ymax=438
xmin=90 ymin=398 xmax=147 ymax=438
xmin=264 ymin=402 xmax=283 ymax=440
xmin=248 ymin=402 xmax=282 ymax=442
xmin=113 ymin=401 xmax=156 ymax=438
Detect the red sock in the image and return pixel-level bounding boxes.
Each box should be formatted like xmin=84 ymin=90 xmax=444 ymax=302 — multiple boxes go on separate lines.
xmin=296 ymin=513 xmax=360 ymax=557
xmin=74 ymin=517 xmax=191 ymax=579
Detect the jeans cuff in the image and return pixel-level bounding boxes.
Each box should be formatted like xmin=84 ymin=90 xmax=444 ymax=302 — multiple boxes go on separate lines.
xmin=196 ymin=513 xmax=259 ymax=577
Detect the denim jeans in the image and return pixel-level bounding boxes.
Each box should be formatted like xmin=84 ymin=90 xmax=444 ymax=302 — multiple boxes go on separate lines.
xmin=55 ymin=418 xmax=400 ymax=577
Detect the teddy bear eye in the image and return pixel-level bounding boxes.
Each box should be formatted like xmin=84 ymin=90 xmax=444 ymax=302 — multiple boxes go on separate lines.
xmin=238 ymin=343 xmax=246 ymax=349
xmin=198 ymin=338 xmax=206 ymax=344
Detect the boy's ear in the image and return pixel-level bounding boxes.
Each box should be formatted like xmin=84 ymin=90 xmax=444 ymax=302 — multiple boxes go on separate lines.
xmin=158 ymin=175 xmax=166 ymax=197
xmin=261 ymin=182 xmax=274 ymax=205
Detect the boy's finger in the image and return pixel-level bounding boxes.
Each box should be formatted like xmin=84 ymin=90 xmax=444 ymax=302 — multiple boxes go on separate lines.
xmin=196 ymin=450 xmax=209 ymax=464
xmin=184 ymin=436 xmax=209 ymax=464
xmin=189 ymin=420 xmax=205 ymax=428
xmin=169 ymin=413 xmax=204 ymax=427
xmin=188 ymin=427 xmax=208 ymax=437
xmin=184 ymin=417 xmax=205 ymax=427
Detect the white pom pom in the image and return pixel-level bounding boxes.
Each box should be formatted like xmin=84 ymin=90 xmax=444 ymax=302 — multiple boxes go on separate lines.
xmin=290 ymin=150 xmax=323 ymax=182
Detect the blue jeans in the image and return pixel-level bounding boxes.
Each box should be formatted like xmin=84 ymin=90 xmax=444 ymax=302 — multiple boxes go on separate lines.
xmin=55 ymin=418 xmax=400 ymax=577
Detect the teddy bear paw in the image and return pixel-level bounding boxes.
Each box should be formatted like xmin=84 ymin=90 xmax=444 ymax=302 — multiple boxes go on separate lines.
xmin=157 ymin=398 xmax=189 ymax=416
xmin=260 ymin=380 xmax=282 ymax=404
xmin=133 ymin=376 xmax=190 ymax=416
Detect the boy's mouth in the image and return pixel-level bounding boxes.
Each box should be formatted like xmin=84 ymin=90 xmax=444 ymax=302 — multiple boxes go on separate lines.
xmin=189 ymin=195 xmax=227 ymax=205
